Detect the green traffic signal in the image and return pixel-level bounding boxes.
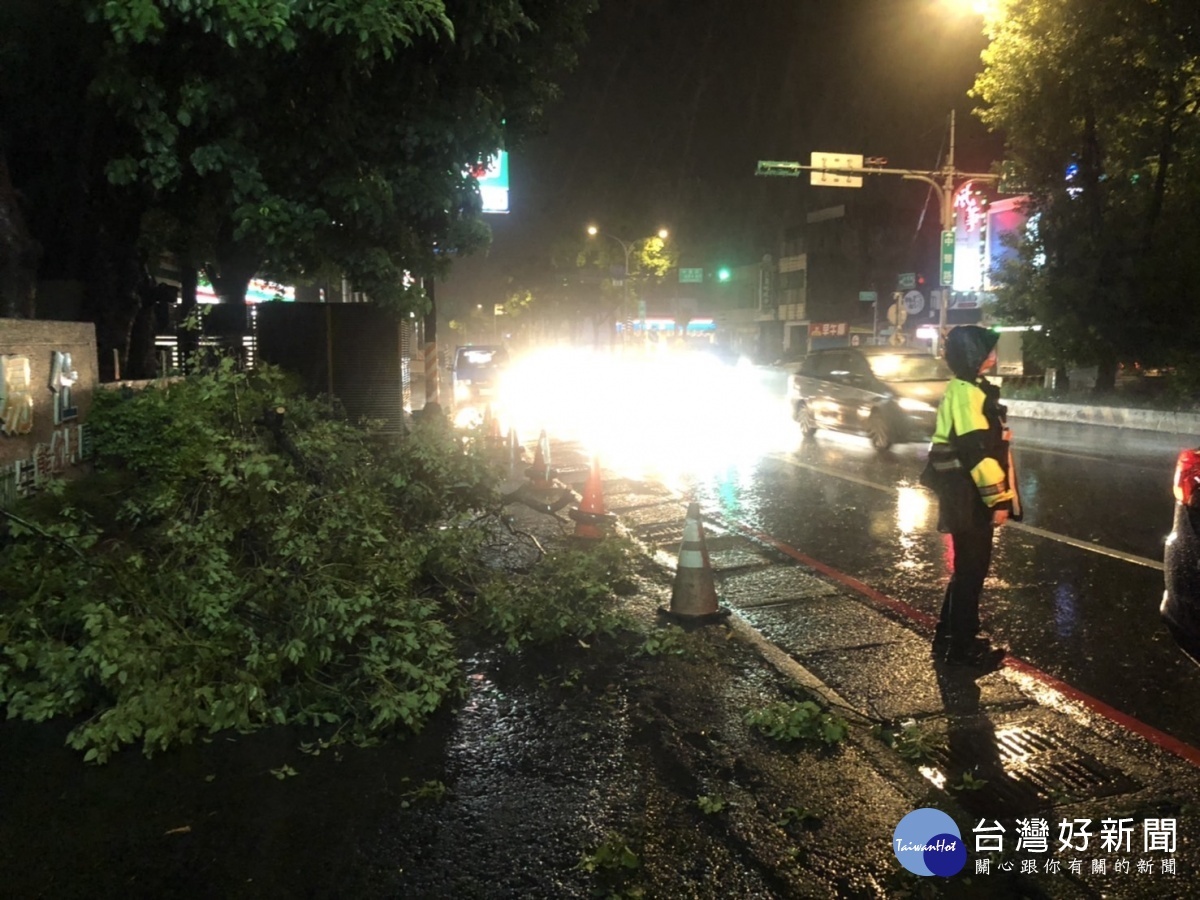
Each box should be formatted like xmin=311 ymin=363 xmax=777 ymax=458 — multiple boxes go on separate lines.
xmin=717 ymin=267 xmax=731 ymax=282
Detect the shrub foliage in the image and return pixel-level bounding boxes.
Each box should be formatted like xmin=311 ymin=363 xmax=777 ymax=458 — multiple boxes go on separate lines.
xmin=0 ymin=362 xmax=506 ymax=762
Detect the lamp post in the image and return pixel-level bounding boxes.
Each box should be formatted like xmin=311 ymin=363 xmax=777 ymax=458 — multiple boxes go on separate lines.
xmin=586 ymin=225 xmax=669 ymax=349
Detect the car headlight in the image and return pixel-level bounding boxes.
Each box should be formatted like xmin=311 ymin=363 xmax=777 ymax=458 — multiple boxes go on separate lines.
xmin=896 ymin=397 xmax=935 ymax=413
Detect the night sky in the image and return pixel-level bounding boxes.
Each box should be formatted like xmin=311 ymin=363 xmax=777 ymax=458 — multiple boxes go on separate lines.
xmin=442 ymin=0 xmax=1002 ymax=314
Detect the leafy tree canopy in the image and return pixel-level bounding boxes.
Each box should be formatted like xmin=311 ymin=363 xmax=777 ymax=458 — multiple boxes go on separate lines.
xmin=1 ymin=0 xmax=595 ymax=336
xmin=973 ymin=0 xmax=1200 ymax=387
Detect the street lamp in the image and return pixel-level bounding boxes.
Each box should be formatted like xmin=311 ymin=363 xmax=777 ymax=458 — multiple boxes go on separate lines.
xmin=586 ymin=225 xmax=669 ymax=346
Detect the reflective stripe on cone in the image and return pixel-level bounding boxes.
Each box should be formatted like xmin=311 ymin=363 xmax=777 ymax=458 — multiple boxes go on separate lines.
xmin=660 ymin=502 xmax=730 ymax=624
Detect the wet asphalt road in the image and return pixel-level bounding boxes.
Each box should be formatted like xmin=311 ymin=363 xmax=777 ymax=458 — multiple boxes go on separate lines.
xmin=674 ymin=367 xmax=1200 ymax=753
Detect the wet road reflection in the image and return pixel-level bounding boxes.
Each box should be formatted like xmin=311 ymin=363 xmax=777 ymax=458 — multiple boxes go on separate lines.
xmin=516 ymin=354 xmax=1200 ymax=748
xmin=676 ymin=404 xmax=1200 ymax=751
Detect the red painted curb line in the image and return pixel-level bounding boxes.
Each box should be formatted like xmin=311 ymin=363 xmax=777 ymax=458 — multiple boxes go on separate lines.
xmin=718 ymin=514 xmax=1200 ymax=771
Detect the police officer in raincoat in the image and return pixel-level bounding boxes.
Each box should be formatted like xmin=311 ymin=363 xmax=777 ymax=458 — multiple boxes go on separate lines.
xmin=920 ymin=325 xmax=1020 ymax=670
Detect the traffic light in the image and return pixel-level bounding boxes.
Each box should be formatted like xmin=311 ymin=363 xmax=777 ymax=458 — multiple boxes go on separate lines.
xmin=717 ymin=267 xmax=732 ymax=282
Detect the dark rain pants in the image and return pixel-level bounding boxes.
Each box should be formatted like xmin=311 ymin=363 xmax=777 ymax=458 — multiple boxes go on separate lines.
xmin=937 ymin=524 xmax=995 ymax=651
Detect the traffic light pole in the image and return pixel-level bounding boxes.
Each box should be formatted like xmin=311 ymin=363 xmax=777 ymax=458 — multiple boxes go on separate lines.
xmin=756 ymin=111 xmax=997 ymax=357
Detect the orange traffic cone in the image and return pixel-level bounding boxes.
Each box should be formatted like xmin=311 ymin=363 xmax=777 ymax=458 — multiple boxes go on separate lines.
xmin=524 ymin=428 xmax=556 ymax=489
xmin=569 ymin=457 xmax=617 ymax=541
xmin=515 ymin=429 xmax=576 ymax=515
xmin=659 ymin=502 xmax=730 ymax=623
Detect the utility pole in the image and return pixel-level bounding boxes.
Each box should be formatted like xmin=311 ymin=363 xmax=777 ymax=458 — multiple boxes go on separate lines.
xmin=756 ymin=110 xmax=996 ymax=357
xmin=938 ymin=110 xmax=958 ymax=352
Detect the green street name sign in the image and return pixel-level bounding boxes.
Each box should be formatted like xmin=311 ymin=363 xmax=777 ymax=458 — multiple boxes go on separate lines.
xmin=940 ymin=231 xmax=955 ymax=287
xmin=755 ymin=160 xmax=803 ymax=177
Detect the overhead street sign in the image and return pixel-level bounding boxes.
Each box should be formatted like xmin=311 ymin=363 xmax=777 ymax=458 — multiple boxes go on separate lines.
xmin=755 ymin=160 xmax=803 ymax=177
xmin=810 ymin=152 xmax=863 ymax=188
xmin=898 ymin=272 xmax=916 ymax=290
xmin=679 ymin=267 xmax=704 ymax=283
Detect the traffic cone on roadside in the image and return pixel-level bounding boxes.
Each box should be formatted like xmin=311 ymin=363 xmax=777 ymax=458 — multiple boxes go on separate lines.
xmin=569 ymin=457 xmax=617 ymax=541
xmin=525 ymin=428 xmax=555 ymax=489
xmin=659 ymin=502 xmax=730 ymax=623
xmin=515 ymin=428 xmax=576 ymax=514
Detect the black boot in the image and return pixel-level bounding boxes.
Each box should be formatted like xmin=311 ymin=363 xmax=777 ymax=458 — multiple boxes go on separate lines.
xmin=943 ymin=641 xmax=1006 ymax=671
xmin=931 ymin=628 xmax=950 ymax=658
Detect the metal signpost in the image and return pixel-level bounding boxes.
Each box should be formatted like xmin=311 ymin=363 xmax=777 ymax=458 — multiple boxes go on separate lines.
xmin=756 ymin=111 xmax=998 ymax=357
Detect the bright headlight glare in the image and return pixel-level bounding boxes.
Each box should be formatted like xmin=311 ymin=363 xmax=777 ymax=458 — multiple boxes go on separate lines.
xmin=897 ymin=397 xmax=935 ymax=412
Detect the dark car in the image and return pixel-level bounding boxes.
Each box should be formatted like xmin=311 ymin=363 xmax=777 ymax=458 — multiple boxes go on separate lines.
xmin=451 ymin=345 xmax=509 ymax=406
xmin=1162 ymin=447 xmax=1200 ymax=665
xmin=787 ymin=346 xmax=952 ymax=450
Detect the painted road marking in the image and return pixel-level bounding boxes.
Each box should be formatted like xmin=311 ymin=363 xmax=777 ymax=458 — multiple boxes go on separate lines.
xmin=766 ymin=451 xmax=1164 ymax=571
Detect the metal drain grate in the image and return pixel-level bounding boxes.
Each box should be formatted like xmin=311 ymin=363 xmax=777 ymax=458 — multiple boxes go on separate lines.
xmin=919 ymin=723 xmax=1141 ymax=818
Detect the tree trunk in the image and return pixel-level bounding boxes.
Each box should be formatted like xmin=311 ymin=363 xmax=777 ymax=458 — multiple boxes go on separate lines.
xmin=84 ymin=208 xmax=145 ymax=382
xmin=207 ymin=246 xmax=259 ymax=369
xmin=177 ymin=263 xmax=199 ymax=373
xmin=1142 ymin=100 xmax=1176 ymax=255
xmin=1093 ymin=350 xmax=1119 ymax=395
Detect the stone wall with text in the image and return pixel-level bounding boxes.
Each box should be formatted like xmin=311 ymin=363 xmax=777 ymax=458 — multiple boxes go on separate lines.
xmin=0 ymin=319 xmax=98 ymax=506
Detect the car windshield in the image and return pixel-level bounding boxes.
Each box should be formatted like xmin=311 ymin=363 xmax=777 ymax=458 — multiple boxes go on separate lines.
xmin=867 ymin=353 xmax=951 ymax=382
xmin=457 ymin=348 xmax=507 ymax=374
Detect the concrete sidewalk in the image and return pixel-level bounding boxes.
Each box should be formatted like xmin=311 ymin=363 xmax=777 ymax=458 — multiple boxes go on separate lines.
xmin=544 ymin=439 xmax=1200 ymax=898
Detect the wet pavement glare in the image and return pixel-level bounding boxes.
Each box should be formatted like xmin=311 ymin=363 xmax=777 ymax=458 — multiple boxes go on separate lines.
xmin=503 ymin=353 xmax=1200 ymax=751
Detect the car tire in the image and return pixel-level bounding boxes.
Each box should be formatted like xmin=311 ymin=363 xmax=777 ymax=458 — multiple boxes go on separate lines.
xmin=797 ymin=404 xmax=818 ymax=437
xmin=867 ymin=410 xmax=893 ymax=451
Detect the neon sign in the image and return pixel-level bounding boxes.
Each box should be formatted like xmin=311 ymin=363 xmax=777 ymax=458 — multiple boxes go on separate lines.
xmin=955 ymin=182 xmax=987 ymax=233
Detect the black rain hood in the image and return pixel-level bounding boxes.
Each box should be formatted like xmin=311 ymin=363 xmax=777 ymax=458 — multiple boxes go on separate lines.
xmin=944 ymin=325 xmax=999 ymax=380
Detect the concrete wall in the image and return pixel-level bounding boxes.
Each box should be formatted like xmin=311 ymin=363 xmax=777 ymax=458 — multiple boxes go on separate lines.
xmin=1006 ymin=398 xmax=1200 ymax=435
xmin=0 ymin=318 xmax=98 ymax=505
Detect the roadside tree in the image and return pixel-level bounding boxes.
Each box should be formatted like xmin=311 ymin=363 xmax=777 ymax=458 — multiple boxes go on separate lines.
xmin=0 ymin=0 xmax=594 ymax=376
xmin=974 ymin=0 xmax=1200 ymax=391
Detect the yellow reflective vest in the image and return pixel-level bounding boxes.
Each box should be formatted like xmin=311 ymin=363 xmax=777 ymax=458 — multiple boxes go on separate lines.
xmin=930 ymin=378 xmax=1014 ymax=509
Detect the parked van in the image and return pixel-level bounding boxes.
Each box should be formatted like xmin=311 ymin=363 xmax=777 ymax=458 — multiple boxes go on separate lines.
xmin=451 ymin=345 xmax=509 ymax=405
